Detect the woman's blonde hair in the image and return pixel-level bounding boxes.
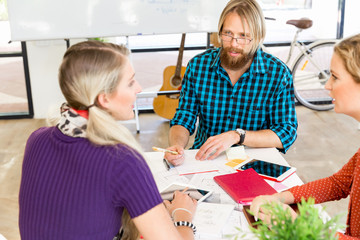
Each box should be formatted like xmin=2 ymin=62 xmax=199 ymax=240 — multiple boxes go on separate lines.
xmin=54 ymin=40 xmax=141 ymax=239
xmin=218 ymin=0 xmax=266 ymax=55
xmin=57 ymin=40 xmax=142 ymax=153
xmin=334 ymin=33 xmax=360 ymax=84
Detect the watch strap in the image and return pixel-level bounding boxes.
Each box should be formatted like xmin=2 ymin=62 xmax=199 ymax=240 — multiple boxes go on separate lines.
xmin=239 ymin=131 xmax=245 ymax=145
xmin=235 ymin=129 xmax=246 ymax=145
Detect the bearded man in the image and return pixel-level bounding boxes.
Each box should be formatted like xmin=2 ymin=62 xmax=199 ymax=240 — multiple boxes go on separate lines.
xmin=166 ymin=0 xmax=298 ymax=165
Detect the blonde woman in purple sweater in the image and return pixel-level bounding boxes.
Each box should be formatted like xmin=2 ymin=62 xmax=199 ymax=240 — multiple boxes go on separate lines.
xmin=19 ymin=40 xmax=197 ymax=240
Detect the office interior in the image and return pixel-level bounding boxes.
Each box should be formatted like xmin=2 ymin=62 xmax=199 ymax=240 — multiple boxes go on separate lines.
xmin=1 ymin=0 xmax=360 ymax=239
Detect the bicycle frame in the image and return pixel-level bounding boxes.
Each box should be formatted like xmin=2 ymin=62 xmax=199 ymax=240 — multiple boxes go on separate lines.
xmin=262 ymin=28 xmax=337 ymax=75
xmin=262 ymin=18 xmax=337 ymax=111
xmin=289 ymin=37 xmax=339 ymax=79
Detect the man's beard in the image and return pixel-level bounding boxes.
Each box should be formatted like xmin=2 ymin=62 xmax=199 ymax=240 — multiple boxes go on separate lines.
xmin=220 ymin=46 xmax=253 ymax=71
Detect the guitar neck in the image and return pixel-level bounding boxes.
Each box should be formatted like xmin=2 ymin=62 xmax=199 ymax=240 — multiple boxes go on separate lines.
xmin=174 ymin=33 xmax=186 ymax=77
xmin=153 ymin=33 xmax=186 ymax=119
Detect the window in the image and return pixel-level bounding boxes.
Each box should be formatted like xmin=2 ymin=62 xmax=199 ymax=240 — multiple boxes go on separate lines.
xmin=0 ymin=0 xmax=33 ymax=118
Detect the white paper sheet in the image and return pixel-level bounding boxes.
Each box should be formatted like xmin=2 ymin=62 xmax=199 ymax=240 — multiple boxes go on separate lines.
xmin=175 ymin=149 xmax=228 ymax=175
xmin=193 ymin=202 xmax=234 ymax=238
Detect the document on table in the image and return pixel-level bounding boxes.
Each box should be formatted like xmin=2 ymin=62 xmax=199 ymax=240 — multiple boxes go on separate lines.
xmin=193 ymin=202 xmax=234 ymax=238
xmin=175 ymin=149 xmax=228 ymax=175
xmin=144 ymin=152 xmax=189 ymax=191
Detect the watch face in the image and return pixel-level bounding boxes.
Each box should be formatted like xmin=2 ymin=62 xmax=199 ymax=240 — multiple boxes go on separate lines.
xmin=237 ymin=129 xmax=245 ymax=135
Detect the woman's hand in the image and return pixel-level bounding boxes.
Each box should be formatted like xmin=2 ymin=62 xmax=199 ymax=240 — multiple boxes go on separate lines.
xmin=250 ymin=194 xmax=297 ymax=224
xmin=250 ymin=195 xmax=281 ymax=221
xmin=163 ymin=189 xmax=197 ymax=221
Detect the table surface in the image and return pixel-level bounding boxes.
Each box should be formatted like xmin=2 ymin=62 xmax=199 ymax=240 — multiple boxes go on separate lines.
xmin=144 ymin=147 xmax=305 ymax=239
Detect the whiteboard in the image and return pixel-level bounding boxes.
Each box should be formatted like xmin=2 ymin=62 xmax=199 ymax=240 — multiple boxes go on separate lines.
xmin=7 ymin=0 xmax=229 ymax=41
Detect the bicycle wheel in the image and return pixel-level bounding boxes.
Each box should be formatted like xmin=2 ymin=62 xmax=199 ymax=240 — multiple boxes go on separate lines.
xmin=291 ymin=41 xmax=337 ymax=111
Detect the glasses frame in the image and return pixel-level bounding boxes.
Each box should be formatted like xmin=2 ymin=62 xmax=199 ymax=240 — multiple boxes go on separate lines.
xmin=220 ymin=32 xmax=253 ymax=45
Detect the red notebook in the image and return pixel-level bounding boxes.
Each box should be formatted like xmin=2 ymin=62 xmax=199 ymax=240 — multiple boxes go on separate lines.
xmin=214 ymin=168 xmax=277 ymax=204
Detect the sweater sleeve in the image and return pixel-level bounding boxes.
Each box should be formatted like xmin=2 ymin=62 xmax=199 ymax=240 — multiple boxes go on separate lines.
xmin=109 ymin=147 xmax=163 ymax=218
xmin=288 ymin=150 xmax=358 ymax=204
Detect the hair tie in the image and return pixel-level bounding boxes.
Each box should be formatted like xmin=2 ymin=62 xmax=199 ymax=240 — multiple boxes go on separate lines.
xmin=87 ymin=104 xmax=96 ymax=110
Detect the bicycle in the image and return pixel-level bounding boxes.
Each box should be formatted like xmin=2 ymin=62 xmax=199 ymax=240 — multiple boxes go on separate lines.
xmin=263 ymin=17 xmax=338 ymax=111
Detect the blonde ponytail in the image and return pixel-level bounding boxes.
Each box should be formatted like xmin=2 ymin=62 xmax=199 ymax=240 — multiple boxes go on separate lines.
xmin=57 ymin=40 xmax=142 ymax=238
xmin=86 ymin=106 xmax=143 ymax=154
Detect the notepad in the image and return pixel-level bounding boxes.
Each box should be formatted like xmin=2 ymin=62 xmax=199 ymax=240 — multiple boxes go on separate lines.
xmin=226 ymin=145 xmax=248 ymax=160
xmin=175 ymin=149 xmax=227 ymax=175
xmin=213 ymin=168 xmax=277 ymax=204
xmin=193 ymin=202 xmax=234 ymax=238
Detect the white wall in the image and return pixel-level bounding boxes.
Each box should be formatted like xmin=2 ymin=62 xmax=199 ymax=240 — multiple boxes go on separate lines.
xmin=26 ymin=39 xmax=85 ymax=118
xmin=27 ymin=41 xmax=65 ymax=118
xmin=311 ymin=0 xmax=338 ymax=39
xmin=344 ymin=0 xmax=360 ymax=38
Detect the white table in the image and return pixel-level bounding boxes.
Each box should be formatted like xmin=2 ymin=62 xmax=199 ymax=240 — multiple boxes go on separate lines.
xmin=144 ymin=147 xmax=304 ymax=239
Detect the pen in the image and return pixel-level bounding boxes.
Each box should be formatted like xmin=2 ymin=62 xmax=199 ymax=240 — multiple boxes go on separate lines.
xmin=152 ymin=146 xmax=178 ymax=155
xmin=163 ymin=158 xmax=174 ymax=171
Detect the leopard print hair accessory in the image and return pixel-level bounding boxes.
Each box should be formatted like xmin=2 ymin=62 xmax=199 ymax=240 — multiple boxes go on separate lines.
xmin=58 ymin=102 xmax=87 ymax=138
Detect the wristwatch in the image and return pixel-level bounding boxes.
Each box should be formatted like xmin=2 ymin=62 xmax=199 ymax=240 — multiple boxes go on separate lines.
xmin=235 ymin=128 xmax=246 ymax=145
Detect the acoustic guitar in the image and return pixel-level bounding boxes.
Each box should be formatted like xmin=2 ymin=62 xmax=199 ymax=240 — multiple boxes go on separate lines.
xmin=153 ymin=33 xmax=186 ymax=120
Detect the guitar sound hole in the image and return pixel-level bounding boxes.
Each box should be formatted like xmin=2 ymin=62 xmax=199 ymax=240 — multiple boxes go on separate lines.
xmin=170 ymin=75 xmax=182 ymax=89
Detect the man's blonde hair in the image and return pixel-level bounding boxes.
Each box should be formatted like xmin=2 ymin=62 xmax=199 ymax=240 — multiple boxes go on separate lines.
xmin=218 ymin=0 xmax=266 ymax=55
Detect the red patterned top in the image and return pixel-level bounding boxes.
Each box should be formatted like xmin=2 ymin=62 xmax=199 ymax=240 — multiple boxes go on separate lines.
xmin=289 ymin=149 xmax=360 ymax=240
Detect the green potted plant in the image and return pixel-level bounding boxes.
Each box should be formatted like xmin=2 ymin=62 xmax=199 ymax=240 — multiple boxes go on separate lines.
xmin=228 ymin=198 xmax=345 ymax=240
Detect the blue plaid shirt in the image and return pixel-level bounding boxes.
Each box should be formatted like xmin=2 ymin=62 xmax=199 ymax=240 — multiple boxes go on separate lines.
xmin=170 ymin=48 xmax=297 ymax=153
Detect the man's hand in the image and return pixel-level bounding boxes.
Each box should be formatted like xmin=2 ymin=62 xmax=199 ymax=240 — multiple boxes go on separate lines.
xmin=195 ymin=131 xmax=239 ymax=161
xmin=164 ymin=145 xmax=185 ymax=166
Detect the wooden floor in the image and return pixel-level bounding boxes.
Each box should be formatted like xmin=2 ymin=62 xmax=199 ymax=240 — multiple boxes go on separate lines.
xmin=1 ymin=106 xmax=359 ymax=239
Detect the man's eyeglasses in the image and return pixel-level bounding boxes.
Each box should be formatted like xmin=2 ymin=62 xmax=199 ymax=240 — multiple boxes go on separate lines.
xmin=220 ymin=33 xmax=252 ymax=45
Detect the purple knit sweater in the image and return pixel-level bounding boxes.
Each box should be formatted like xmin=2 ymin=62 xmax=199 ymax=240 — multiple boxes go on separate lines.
xmin=19 ymin=127 xmax=163 ymax=240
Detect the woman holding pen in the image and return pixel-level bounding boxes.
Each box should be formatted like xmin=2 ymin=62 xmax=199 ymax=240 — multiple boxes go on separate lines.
xmin=251 ymin=33 xmax=360 ymax=239
xmin=18 ymin=40 xmax=197 ymax=240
